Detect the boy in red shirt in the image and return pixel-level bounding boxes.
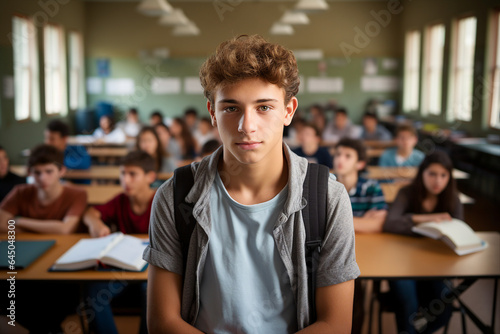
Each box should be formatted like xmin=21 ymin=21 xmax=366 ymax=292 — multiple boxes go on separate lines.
xmin=82 ymin=150 xmax=156 ymax=334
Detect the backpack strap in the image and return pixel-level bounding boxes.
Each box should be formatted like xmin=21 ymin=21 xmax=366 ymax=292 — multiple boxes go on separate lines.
xmin=173 ymin=164 xmax=196 ymax=277
xmin=302 ymin=163 xmax=329 ymax=323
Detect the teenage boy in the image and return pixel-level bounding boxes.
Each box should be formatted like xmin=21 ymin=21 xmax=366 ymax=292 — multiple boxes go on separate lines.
xmin=149 ymin=110 xmax=164 ymax=126
xmin=0 ymin=144 xmax=87 ymax=234
xmin=83 ymin=150 xmax=156 ymax=334
xmin=45 ymin=119 xmax=91 ymax=170
xmin=322 ymin=107 xmax=362 ymax=143
xmin=117 ymin=107 xmax=143 ymax=138
xmin=143 ymin=35 xmax=359 ymax=333
xmin=379 ymin=124 xmax=424 ymax=167
xmin=0 ymin=146 xmax=25 ymax=202
xmin=334 ymin=138 xmax=387 ymax=233
xmin=361 ymin=111 xmax=392 ymax=141
xmin=292 ymin=122 xmax=333 ymax=169
xmin=184 ymin=107 xmax=200 ymax=133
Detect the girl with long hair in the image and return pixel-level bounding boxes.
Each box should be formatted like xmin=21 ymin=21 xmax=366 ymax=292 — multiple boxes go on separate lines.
xmin=169 ymin=117 xmax=197 ymax=160
xmin=136 ymin=126 xmax=176 ymax=173
xmin=383 ymin=151 xmax=463 ymax=334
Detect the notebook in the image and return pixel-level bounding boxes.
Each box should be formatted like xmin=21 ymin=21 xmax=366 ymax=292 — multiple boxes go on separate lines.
xmin=0 ymin=240 xmax=55 ymax=269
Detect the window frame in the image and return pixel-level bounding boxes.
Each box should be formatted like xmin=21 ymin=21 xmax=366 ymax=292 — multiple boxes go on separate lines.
xmin=403 ymin=29 xmax=422 ymax=113
xmin=68 ymin=30 xmax=85 ymax=111
xmin=421 ymin=23 xmax=446 ymax=116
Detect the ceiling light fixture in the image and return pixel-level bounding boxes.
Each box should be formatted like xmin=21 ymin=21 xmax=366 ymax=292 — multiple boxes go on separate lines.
xmin=294 ymin=0 xmax=329 ymax=12
xmin=158 ymin=8 xmax=190 ymax=25
xmin=270 ymin=23 xmax=294 ymax=35
xmin=280 ymin=11 xmax=310 ymax=25
xmin=172 ymin=21 xmax=200 ymax=36
xmin=137 ymin=0 xmax=173 ymax=16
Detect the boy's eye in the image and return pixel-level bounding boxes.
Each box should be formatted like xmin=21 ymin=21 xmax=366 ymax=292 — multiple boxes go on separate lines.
xmin=259 ymin=105 xmax=271 ymax=112
xmin=224 ymin=106 xmax=238 ymax=113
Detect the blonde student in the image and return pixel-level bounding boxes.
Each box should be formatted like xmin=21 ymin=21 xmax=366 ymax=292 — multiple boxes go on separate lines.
xmin=143 ymin=35 xmax=359 ymax=333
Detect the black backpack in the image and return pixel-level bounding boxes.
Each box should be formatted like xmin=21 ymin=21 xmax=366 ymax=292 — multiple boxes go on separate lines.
xmin=173 ymin=162 xmax=329 ymax=323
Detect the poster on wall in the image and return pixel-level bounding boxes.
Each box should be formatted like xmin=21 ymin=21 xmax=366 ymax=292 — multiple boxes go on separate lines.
xmin=96 ymin=59 xmax=110 ymax=77
xmin=361 ymin=76 xmax=400 ymax=92
xmin=86 ymin=77 xmax=102 ymax=95
xmin=184 ymin=77 xmax=204 ymax=94
xmin=307 ymin=77 xmax=343 ymax=93
xmin=151 ymin=77 xmax=181 ymax=94
xmin=105 ymin=78 xmax=135 ymax=96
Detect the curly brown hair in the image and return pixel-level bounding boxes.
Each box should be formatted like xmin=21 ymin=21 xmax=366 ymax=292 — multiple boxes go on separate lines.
xmin=199 ymin=35 xmax=300 ymax=106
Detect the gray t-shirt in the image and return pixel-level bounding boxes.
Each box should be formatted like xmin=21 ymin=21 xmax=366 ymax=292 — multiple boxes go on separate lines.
xmin=194 ymin=172 xmax=296 ymax=333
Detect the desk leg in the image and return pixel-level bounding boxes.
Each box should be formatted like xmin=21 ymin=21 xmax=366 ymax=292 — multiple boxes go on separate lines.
xmin=444 ymin=279 xmax=495 ymax=334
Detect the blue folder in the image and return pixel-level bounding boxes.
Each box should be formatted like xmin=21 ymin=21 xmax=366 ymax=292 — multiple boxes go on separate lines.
xmin=0 ymin=240 xmax=55 ymax=269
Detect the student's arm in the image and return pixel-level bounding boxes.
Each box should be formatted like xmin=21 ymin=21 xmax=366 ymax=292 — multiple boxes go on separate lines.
xmin=14 ymin=215 xmax=80 ymax=234
xmin=297 ymin=280 xmax=354 ymax=333
xmin=83 ymin=206 xmax=111 ymax=238
xmin=0 ymin=209 xmax=14 ymax=232
xmin=383 ymin=186 xmax=414 ymax=235
xmin=353 ymin=209 xmax=387 ymax=233
xmin=147 ymin=265 xmax=204 ymax=334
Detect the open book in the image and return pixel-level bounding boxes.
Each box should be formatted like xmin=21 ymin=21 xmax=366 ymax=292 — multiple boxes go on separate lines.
xmin=411 ymin=219 xmax=488 ymax=255
xmin=52 ymin=232 xmax=148 ymax=271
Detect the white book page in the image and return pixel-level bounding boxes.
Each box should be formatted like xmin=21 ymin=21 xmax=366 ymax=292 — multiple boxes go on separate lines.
xmin=424 ymin=220 xmax=481 ymax=248
xmin=102 ymin=235 xmax=148 ymax=270
xmin=55 ymin=233 xmax=122 ymax=265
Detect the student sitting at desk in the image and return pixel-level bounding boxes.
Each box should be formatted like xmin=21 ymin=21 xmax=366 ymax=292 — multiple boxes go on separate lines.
xmin=169 ymin=117 xmax=197 ymax=160
xmin=83 ymin=151 xmax=157 ymax=334
xmin=333 ymin=138 xmax=387 ymax=334
xmin=45 ymin=119 xmax=92 ymax=170
xmin=117 ymin=107 xmax=143 ymax=138
xmin=361 ymin=111 xmax=392 ymax=141
xmin=334 ymin=138 xmax=387 ymax=232
xmin=0 ymin=144 xmax=87 ymax=234
xmin=292 ymin=122 xmax=333 ymax=168
xmin=379 ymin=124 xmax=425 ymax=167
xmin=136 ymin=126 xmax=177 ymax=173
xmin=383 ymin=151 xmax=462 ymax=334
xmin=0 ymin=145 xmax=25 ymax=202
xmin=149 ymin=110 xmax=164 ymax=126
xmin=93 ymin=114 xmax=127 ymax=144
xmin=322 ymin=107 xmax=362 ymax=143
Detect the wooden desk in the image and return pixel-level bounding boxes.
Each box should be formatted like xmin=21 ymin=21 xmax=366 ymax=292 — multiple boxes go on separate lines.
xmin=323 ymin=140 xmax=396 ymax=149
xmin=0 ymin=234 xmax=148 ymax=281
xmin=87 ymin=147 xmax=129 ymax=158
xmin=328 ymin=147 xmax=385 ymax=159
xmin=75 ymin=185 xmax=123 ymax=205
xmin=11 ymin=165 xmax=173 ymax=181
xmin=365 ymin=167 xmax=469 ymax=181
xmin=380 ymin=182 xmax=475 ymax=204
xmin=356 ymin=232 xmax=500 ymax=279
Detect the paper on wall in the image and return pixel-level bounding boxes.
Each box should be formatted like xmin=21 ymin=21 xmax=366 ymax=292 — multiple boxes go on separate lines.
xmin=307 ymin=77 xmax=343 ymax=93
xmin=105 ymin=78 xmax=135 ymax=96
xmin=184 ymin=77 xmax=203 ymax=94
xmin=86 ymin=77 xmax=102 ymax=95
xmin=361 ymin=76 xmax=400 ymax=92
xmin=151 ymin=77 xmax=181 ymax=94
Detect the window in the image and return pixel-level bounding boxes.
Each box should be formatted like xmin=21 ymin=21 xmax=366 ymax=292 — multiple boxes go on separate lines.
xmin=403 ymin=30 xmax=421 ymax=112
xmin=44 ymin=24 xmax=67 ymax=116
xmin=489 ymin=11 xmax=500 ymax=129
xmin=12 ymin=16 xmax=40 ymax=121
xmin=448 ymin=16 xmax=477 ymax=122
xmin=421 ymin=24 xmax=445 ymax=116
xmin=68 ymin=31 xmax=85 ymax=111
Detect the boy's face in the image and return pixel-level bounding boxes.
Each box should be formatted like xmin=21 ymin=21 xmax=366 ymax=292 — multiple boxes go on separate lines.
xmin=120 ymin=165 xmax=155 ymax=197
xmin=30 ymin=164 xmax=65 ymax=190
xmin=396 ymin=130 xmax=417 ymax=152
xmin=208 ymin=78 xmax=297 ymax=166
xmin=298 ymin=126 xmax=319 ymax=146
xmin=44 ymin=130 xmax=67 ymax=152
xmin=363 ymin=116 xmax=377 ymax=133
xmin=334 ymin=146 xmax=365 ymax=176
xmin=335 ymin=112 xmax=347 ymax=129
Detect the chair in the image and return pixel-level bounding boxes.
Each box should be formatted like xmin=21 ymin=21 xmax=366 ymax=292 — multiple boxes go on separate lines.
xmin=368 ymin=280 xmax=467 ymax=334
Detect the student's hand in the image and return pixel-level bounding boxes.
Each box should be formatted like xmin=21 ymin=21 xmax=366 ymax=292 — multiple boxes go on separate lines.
xmin=413 ymin=213 xmax=452 ymax=224
xmin=89 ymin=222 xmax=111 ymax=238
xmin=363 ymin=209 xmax=387 ymax=219
xmin=431 ymin=213 xmax=452 ymax=222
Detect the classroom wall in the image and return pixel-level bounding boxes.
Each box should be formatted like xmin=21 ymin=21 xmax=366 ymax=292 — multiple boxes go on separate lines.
xmin=400 ymin=0 xmax=500 ymax=136
xmin=84 ymin=1 xmax=404 ymax=125
xmin=0 ymin=0 xmax=86 ymax=164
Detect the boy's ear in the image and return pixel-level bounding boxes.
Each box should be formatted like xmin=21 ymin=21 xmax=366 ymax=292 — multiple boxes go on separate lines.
xmin=356 ymin=160 xmax=366 ymax=171
xmin=58 ymin=165 xmax=67 ymax=177
xmin=207 ymin=101 xmax=217 ymax=127
xmin=146 ymin=171 xmax=156 ymax=184
xmin=284 ymin=97 xmax=298 ymax=126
